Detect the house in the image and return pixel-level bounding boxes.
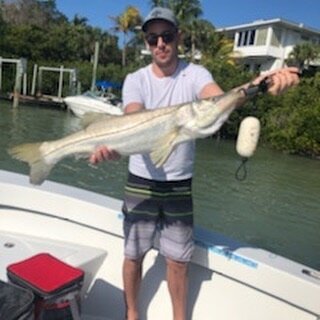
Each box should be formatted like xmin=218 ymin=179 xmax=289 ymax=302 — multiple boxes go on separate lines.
xmin=217 ymin=18 xmax=320 ymax=72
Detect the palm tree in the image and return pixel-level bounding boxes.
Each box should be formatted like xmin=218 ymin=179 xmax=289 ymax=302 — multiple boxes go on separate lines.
xmin=169 ymin=0 xmax=202 ymax=26
xmin=110 ymin=6 xmax=142 ymax=67
xmin=287 ymin=42 xmax=320 ymax=69
xmin=187 ymin=18 xmax=213 ymax=61
xmin=195 ymin=21 xmax=236 ymax=67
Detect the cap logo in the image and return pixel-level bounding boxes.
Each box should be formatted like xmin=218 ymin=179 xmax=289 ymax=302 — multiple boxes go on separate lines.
xmin=151 ymin=10 xmax=162 ymax=18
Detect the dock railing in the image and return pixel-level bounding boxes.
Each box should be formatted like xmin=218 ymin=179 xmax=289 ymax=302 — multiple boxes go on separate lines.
xmin=0 ymin=57 xmax=78 ymax=108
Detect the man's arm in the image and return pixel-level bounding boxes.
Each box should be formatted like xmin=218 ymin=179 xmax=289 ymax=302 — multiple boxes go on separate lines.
xmin=199 ymin=82 xmax=224 ymax=99
xmin=124 ymin=102 xmax=144 ymax=114
xmin=199 ymin=67 xmax=300 ymax=107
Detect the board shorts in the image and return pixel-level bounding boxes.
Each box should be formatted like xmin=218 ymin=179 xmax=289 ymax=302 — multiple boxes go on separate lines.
xmin=122 ymin=173 xmax=194 ymax=262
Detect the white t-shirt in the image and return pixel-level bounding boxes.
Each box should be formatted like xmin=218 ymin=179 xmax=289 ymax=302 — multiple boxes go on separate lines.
xmin=122 ymin=60 xmax=214 ymax=181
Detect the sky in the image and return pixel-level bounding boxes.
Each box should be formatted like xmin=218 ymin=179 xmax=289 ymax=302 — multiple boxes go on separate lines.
xmin=55 ymin=0 xmax=320 ymax=32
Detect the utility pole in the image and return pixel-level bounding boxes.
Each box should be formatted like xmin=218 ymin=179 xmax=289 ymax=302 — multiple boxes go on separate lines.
xmin=91 ymin=41 xmax=99 ymax=92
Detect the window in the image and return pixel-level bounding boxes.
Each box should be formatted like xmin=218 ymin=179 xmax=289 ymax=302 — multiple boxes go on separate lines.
xmin=237 ymin=32 xmax=243 ymax=46
xmin=249 ymin=30 xmax=256 ymax=45
xmin=237 ymin=29 xmax=256 ymax=46
xmin=256 ymin=28 xmax=268 ymax=46
xmin=271 ymin=28 xmax=282 ymax=47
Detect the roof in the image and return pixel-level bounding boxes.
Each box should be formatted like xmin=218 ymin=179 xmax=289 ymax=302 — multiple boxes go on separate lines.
xmin=216 ymin=18 xmax=320 ymax=36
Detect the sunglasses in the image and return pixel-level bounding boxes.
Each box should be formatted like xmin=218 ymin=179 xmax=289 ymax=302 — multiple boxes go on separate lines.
xmin=145 ymin=30 xmax=176 ymax=46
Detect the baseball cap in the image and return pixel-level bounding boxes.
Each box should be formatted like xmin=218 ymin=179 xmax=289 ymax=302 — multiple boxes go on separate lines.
xmin=142 ymin=7 xmax=178 ymax=32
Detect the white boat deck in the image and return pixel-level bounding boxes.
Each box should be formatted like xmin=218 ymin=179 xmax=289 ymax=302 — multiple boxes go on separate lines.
xmin=0 ymin=170 xmax=319 ymax=320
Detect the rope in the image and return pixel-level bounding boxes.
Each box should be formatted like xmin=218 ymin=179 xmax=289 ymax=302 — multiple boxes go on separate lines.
xmin=235 ymin=158 xmax=248 ymax=181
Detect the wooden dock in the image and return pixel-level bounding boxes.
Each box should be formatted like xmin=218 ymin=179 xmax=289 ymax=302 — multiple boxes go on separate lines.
xmin=0 ymin=92 xmax=66 ymax=109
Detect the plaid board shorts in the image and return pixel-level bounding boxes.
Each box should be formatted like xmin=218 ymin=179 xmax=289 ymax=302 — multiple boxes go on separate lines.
xmin=122 ymin=173 xmax=194 ymax=262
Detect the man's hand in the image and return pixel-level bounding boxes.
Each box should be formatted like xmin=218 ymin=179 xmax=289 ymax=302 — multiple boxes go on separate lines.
xmin=89 ymin=146 xmax=120 ymax=164
xmin=253 ymin=67 xmax=300 ymax=96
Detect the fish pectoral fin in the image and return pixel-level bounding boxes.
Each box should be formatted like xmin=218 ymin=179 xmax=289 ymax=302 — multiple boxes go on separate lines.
xmin=150 ymin=130 xmax=179 ymax=168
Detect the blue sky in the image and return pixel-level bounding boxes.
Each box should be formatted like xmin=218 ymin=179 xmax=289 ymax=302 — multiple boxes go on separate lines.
xmin=55 ymin=0 xmax=320 ymax=32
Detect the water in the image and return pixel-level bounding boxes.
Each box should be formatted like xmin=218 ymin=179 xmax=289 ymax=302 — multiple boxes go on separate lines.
xmin=1 ymin=101 xmax=319 ymax=270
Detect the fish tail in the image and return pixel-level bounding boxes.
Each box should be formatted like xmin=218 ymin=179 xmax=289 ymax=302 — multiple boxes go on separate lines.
xmin=8 ymin=143 xmax=53 ymax=185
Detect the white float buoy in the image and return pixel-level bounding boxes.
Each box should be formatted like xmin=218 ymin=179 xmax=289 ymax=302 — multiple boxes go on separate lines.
xmin=236 ymin=116 xmax=261 ymax=158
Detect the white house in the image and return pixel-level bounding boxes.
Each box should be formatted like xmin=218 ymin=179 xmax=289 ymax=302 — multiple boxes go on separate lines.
xmin=217 ymin=18 xmax=320 ymax=72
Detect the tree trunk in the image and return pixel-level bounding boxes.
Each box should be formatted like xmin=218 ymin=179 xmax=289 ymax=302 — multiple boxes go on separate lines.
xmin=122 ymin=33 xmax=127 ymax=67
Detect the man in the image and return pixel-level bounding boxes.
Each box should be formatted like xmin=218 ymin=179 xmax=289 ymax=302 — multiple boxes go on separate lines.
xmin=90 ymin=7 xmax=299 ymax=320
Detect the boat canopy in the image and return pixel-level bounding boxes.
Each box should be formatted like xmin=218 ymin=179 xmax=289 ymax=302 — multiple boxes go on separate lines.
xmin=96 ymin=80 xmax=121 ymax=90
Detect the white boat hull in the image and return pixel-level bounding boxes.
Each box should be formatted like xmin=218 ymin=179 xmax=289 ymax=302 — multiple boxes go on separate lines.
xmin=64 ymin=95 xmax=123 ymax=117
xmin=0 ymin=170 xmax=319 ymax=319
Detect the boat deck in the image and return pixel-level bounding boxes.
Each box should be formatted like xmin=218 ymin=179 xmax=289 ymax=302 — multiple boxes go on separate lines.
xmin=1 ymin=228 xmax=318 ymax=320
xmin=0 ymin=170 xmax=319 ymax=320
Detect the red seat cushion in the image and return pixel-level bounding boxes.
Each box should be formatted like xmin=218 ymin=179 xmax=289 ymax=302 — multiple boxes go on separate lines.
xmin=7 ymin=253 xmax=84 ymax=295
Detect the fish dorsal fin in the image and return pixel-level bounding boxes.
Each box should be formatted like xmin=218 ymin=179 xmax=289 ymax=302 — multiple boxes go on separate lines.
xmin=81 ymin=112 xmax=118 ymax=128
xmin=150 ymin=129 xmax=179 ymax=167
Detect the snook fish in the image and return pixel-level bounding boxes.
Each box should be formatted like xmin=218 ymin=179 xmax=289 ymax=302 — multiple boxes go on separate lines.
xmin=8 ymin=82 xmax=267 ymax=185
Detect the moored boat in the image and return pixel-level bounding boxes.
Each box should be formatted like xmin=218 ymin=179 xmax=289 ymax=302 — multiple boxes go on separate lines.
xmin=64 ymin=91 xmax=123 ymax=117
